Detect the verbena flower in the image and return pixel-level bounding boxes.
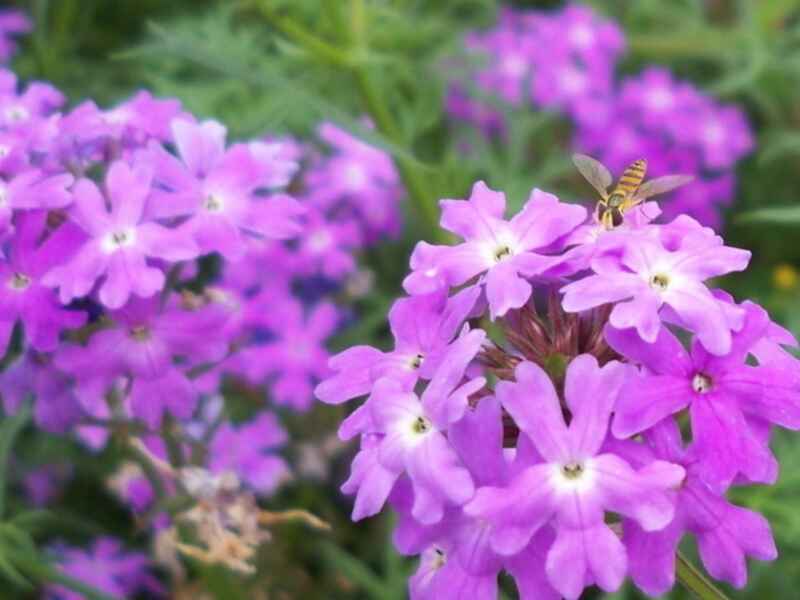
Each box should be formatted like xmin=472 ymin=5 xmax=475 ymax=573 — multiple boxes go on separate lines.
xmin=318 ymin=177 xmax=800 ymax=599
xmin=405 ymin=182 xmax=585 ymax=318
xmin=146 ymin=118 xmax=303 ymax=259
xmin=0 ymin=9 xmax=30 ymax=63
xmin=47 ymin=538 xmax=162 ymax=600
xmin=42 ymin=161 xmax=198 ymax=308
xmin=448 ymin=5 xmax=624 ymax=131
xmin=607 ymin=300 xmax=800 ymax=491
xmin=0 ymin=211 xmax=85 ymax=353
xmin=575 ymin=67 xmax=754 ymax=227
xmin=561 ymin=218 xmax=750 ymax=355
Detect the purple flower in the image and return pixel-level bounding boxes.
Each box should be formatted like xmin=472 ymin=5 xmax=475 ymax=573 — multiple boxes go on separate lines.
xmin=0 ymin=350 xmax=82 ymax=433
xmin=394 ymin=397 xmax=561 ymax=600
xmin=0 ymin=10 xmax=30 ymax=62
xmin=208 ymin=412 xmax=289 ymax=494
xmin=231 ymin=298 xmax=339 ymax=411
xmin=0 ymin=169 xmax=73 ymax=230
xmin=465 ymin=356 xmax=684 ymax=599
xmin=0 ymin=211 xmax=85 ymax=353
xmin=305 ymin=122 xmax=402 ymax=242
xmin=56 ymin=295 xmax=231 ymax=427
xmin=316 ymin=286 xmax=479 ymax=407
xmin=624 ymin=419 xmax=777 ymax=593
xmin=43 ymin=161 xmax=198 ymax=308
xmin=561 ymin=220 xmax=750 ymax=355
xmin=575 ymin=67 xmax=754 ymax=227
xmin=606 ymin=300 xmax=800 ymax=491
xmin=408 ymin=182 xmax=585 ymax=318
xmin=447 ymin=5 xmax=624 ymax=132
xmin=147 ymin=118 xmax=303 ymax=259
xmin=341 ymin=329 xmax=486 ymax=523
xmin=47 ymin=537 xmax=162 ymax=600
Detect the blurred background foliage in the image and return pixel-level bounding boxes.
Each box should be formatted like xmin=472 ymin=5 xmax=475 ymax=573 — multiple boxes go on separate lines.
xmin=6 ymin=0 xmax=800 ymax=598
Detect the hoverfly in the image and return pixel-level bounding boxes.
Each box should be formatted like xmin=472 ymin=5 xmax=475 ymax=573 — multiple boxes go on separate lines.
xmin=572 ymin=154 xmax=694 ymax=230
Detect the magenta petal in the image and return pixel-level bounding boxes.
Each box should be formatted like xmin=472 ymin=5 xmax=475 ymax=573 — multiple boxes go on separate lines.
xmin=342 ymin=438 xmax=400 ymax=521
xmin=315 ymin=345 xmax=384 ymax=404
xmin=594 ymin=453 xmax=682 ymax=531
xmin=612 ymin=373 xmax=693 ymax=438
xmin=407 ymin=433 xmax=474 ymax=523
xmin=497 ymin=361 xmax=568 ymax=462
xmin=506 ymin=529 xmax=560 ymax=600
xmin=565 ymin=356 xmax=627 ymax=457
xmin=464 ymin=465 xmax=556 ymax=556
xmin=697 ymin=505 xmax=777 ymax=588
xmin=604 ymin=323 xmax=693 ymax=376
xmin=172 ymin=118 xmax=226 ymax=176
xmin=485 ymin=259 xmax=531 ymax=319
xmin=624 ymin=518 xmax=682 ymax=596
xmin=690 ymin=397 xmax=777 ymax=490
xmin=665 ymin=281 xmax=734 ymax=355
xmin=609 ymin=292 xmax=662 ymax=343
xmin=136 ymin=223 xmax=198 ymax=262
xmin=561 ymin=272 xmax=644 ymax=313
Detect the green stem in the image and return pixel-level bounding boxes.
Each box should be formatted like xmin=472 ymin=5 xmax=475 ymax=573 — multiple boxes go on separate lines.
xmin=676 ymin=551 xmax=731 ymax=600
xmin=253 ymin=0 xmax=444 ymax=241
xmin=161 ymin=415 xmax=186 ymax=468
xmin=0 ymin=401 xmax=32 ymax=519
xmin=249 ymin=2 xmax=351 ymax=67
xmin=14 ymin=553 xmax=122 ymax=600
xmin=126 ymin=438 xmax=169 ymax=502
xmin=628 ymin=30 xmax=740 ymax=59
xmin=351 ymin=68 xmax=442 ymax=240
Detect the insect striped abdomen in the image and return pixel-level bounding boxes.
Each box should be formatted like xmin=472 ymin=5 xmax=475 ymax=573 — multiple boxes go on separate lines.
xmin=613 ymin=159 xmax=647 ymax=197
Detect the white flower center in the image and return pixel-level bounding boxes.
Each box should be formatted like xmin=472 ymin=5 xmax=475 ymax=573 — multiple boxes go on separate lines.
xmin=203 ymin=193 xmax=225 ymax=213
xmin=104 ymin=108 xmax=131 ymax=125
xmin=692 ymin=372 xmax=713 ymax=393
xmin=411 ymin=415 xmax=432 ymax=435
xmin=408 ymin=353 xmax=424 ymax=370
xmin=307 ymin=230 xmax=332 ymax=253
xmin=703 ymin=122 xmax=725 ymax=145
xmin=558 ymin=67 xmax=587 ymax=95
xmin=344 ymin=163 xmax=367 ymax=190
xmin=550 ymin=459 xmax=597 ymax=494
xmin=0 ymin=145 xmax=10 ymax=158
xmin=501 ymin=54 xmax=528 ymax=78
xmin=129 ymin=326 xmax=151 ymax=341
xmin=0 ymin=186 xmax=7 ymax=206
xmin=102 ymin=228 xmax=137 ymax=253
xmin=5 ymin=105 xmax=29 ymax=123
xmin=431 ymin=548 xmax=446 ymax=570
xmin=649 ymin=273 xmax=670 ymax=291
xmin=8 ymin=272 xmax=30 ymax=291
xmin=569 ymin=25 xmax=595 ymax=49
xmin=646 ymin=88 xmax=675 ymax=111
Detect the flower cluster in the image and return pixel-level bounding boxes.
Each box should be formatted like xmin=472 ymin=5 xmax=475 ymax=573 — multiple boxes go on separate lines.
xmin=0 ymin=9 xmax=29 ymax=63
xmin=46 ymin=538 xmax=162 ymax=600
xmin=446 ymin=4 xmax=624 ymax=134
xmin=448 ymin=4 xmax=753 ymax=228
xmin=318 ymin=180 xmax=800 ymax=599
xmin=0 ymin=21 xmax=402 ymax=586
xmin=575 ymin=67 xmax=754 ymax=228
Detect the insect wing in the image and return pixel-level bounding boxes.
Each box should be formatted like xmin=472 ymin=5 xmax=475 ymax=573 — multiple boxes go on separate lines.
xmin=631 ymin=174 xmax=694 ymax=203
xmin=572 ymin=153 xmax=613 ymax=198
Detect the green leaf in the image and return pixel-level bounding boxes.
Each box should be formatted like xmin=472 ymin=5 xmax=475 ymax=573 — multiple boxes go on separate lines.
xmin=758 ymin=132 xmax=800 ymax=165
xmin=736 ymin=206 xmax=800 ymax=224
xmin=0 ymin=401 xmax=32 ymax=518
xmin=0 ymin=553 xmax=32 ymax=590
xmin=677 ymin=552 xmax=731 ymax=600
xmin=13 ymin=552 xmax=123 ymax=600
xmin=320 ymin=540 xmax=399 ymax=600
